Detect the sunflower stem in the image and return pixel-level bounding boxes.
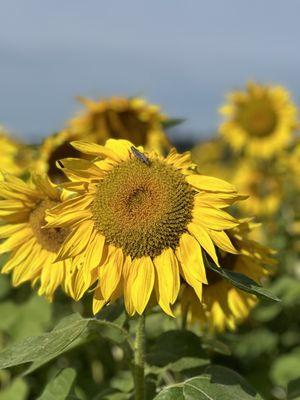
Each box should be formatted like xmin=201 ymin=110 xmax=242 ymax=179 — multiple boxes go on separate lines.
xmin=134 ymin=314 xmax=146 ymax=400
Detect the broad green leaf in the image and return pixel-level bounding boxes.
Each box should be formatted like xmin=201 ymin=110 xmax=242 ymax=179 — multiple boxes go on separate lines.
xmin=183 ymin=366 xmax=264 ymax=399
xmin=233 ymin=329 xmax=278 ymax=359
xmin=206 ymin=261 xmax=280 ymax=302
xmin=0 ymin=313 xmax=133 ymax=374
xmin=201 ymin=337 xmax=231 ymax=356
xmin=153 ymin=384 xmax=184 ymax=400
xmin=270 ymin=348 xmax=300 ymax=387
xmin=0 ymin=295 xmax=51 ymax=340
xmin=147 ymin=330 xmax=208 ymax=368
xmin=37 ymin=368 xmax=76 ymax=400
xmin=0 ymin=378 xmax=28 ymax=400
xmin=287 ymin=377 xmax=300 ymax=400
xmin=110 ymin=371 xmax=134 ymax=393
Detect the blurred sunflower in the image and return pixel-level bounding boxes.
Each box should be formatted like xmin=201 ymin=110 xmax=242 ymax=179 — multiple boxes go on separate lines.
xmin=0 ymin=173 xmax=72 ymax=299
xmin=35 ymin=97 xmax=170 ymax=182
xmin=191 ymin=138 xmax=233 ymax=180
xmin=180 ymin=221 xmax=276 ymax=332
xmin=233 ymin=161 xmax=283 ymax=216
xmin=0 ymin=126 xmax=31 ymax=176
xmin=219 ymin=82 xmax=298 ymax=158
xmin=45 ymin=138 xmax=245 ymax=316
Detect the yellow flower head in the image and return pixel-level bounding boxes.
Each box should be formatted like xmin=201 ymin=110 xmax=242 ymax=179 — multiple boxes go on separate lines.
xmin=219 ymin=82 xmax=298 ymax=158
xmin=0 ymin=127 xmax=31 ymax=176
xmin=233 ymin=161 xmax=283 ymax=217
xmin=0 ymin=173 xmax=72 ymax=299
xmin=180 ymin=221 xmax=276 ymax=332
xmin=45 ymin=138 xmax=246 ymax=316
xmin=35 ymin=97 xmax=171 ymax=182
xmin=191 ymin=138 xmax=233 ymax=181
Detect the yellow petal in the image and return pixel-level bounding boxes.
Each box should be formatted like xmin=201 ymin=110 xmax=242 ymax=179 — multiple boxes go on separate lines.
xmin=0 ymin=227 xmax=33 ymax=254
xmin=105 ymin=139 xmax=134 ymax=161
xmin=122 ymin=255 xmax=135 ymax=316
xmin=193 ymin=207 xmax=239 ymax=230
xmin=71 ymin=141 xmax=121 ymax=162
xmin=186 ymin=175 xmax=237 ymax=193
xmin=188 ymin=222 xmax=220 ymax=267
xmin=131 ymin=256 xmax=155 ymax=314
xmin=208 ymin=230 xmax=238 ymax=254
xmin=176 ymin=233 xmax=207 ymax=284
xmin=99 ymin=247 xmax=123 ymax=301
xmin=153 ymin=248 xmax=180 ymax=315
xmin=56 ymin=221 xmax=94 ymax=260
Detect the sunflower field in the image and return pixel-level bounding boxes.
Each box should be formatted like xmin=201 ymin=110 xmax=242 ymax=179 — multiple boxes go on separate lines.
xmin=0 ymin=82 xmax=299 ymax=400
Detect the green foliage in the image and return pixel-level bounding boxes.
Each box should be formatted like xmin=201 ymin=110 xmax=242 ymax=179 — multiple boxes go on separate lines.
xmin=154 ymin=366 xmax=264 ymax=399
xmin=0 ymin=379 xmax=28 ymax=400
xmin=37 ymin=368 xmax=76 ymax=400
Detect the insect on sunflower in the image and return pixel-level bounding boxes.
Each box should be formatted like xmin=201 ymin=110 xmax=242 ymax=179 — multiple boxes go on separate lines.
xmin=45 ymin=139 xmax=246 ymax=316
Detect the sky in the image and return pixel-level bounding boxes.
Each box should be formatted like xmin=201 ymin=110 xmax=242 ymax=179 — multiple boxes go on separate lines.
xmin=1 ymin=1 xmax=300 ymax=143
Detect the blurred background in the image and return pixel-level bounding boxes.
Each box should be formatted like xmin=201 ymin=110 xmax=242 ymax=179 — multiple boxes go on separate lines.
xmin=1 ymin=0 xmax=300 ymax=143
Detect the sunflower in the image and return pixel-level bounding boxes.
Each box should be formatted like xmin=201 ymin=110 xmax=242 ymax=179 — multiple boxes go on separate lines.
xmin=35 ymin=97 xmax=171 ymax=182
xmin=0 ymin=173 xmax=73 ymax=299
xmin=180 ymin=221 xmax=276 ymax=332
xmin=233 ymin=161 xmax=283 ymax=217
xmin=45 ymin=138 xmax=246 ymax=316
xmin=191 ymin=138 xmax=234 ymax=180
xmin=0 ymin=126 xmax=30 ymax=176
xmin=33 ymin=130 xmax=95 ymax=182
xmin=68 ymin=96 xmax=170 ymax=153
xmin=219 ymin=82 xmax=298 ymax=158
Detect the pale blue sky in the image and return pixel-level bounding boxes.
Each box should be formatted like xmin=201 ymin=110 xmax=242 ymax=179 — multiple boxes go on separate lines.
xmin=0 ymin=1 xmax=299 ymax=143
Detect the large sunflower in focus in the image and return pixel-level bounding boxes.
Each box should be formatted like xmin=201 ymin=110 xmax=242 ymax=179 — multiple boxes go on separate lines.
xmin=0 ymin=127 xmax=30 ymax=176
xmin=233 ymin=161 xmax=283 ymax=216
xmin=219 ymin=82 xmax=298 ymax=158
xmin=35 ymin=97 xmax=170 ymax=182
xmin=181 ymin=221 xmax=276 ymax=332
xmin=45 ymin=139 xmax=245 ymax=316
xmin=0 ymin=174 xmax=72 ymax=299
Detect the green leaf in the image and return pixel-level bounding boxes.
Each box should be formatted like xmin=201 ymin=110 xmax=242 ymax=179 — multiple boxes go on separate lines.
xmin=233 ymin=329 xmax=278 ymax=359
xmin=206 ymin=261 xmax=280 ymax=302
xmin=153 ymin=384 xmax=184 ymax=400
xmin=37 ymin=368 xmax=76 ymax=400
xmin=201 ymin=337 xmax=231 ymax=356
xmin=0 ymin=275 xmax=11 ymax=300
xmin=270 ymin=347 xmax=300 ymax=387
xmin=0 ymin=313 xmax=133 ymax=374
xmin=110 ymin=371 xmax=134 ymax=393
xmin=183 ymin=366 xmax=264 ymax=399
xmin=287 ymin=377 xmax=300 ymax=400
xmin=162 ymin=118 xmax=186 ymax=129
xmin=147 ymin=330 xmax=208 ymax=368
xmin=0 ymin=379 xmax=28 ymax=400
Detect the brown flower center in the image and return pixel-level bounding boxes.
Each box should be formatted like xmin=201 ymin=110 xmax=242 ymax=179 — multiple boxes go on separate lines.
xmin=29 ymin=199 xmax=69 ymax=253
xmin=92 ymin=158 xmax=194 ymax=259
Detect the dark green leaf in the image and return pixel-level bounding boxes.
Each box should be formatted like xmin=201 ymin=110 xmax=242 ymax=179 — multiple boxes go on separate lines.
xmin=206 ymin=261 xmax=280 ymax=302
xmin=270 ymin=348 xmax=300 ymax=387
xmin=183 ymin=366 xmax=264 ymax=399
xmin=37 ymin=368 xmax=76 ymax=400
xmin=287 ymin=377 xmax=300 ymax=399
xmin=162 ymin=118 xmax=186 ymax=129
xmin=147 ymin=330 xmax=208 ymax=368
xmin=153 ymin=384 xmax=184 ymax=400
xmin=0 ymin=313 xmax=133 ymax=374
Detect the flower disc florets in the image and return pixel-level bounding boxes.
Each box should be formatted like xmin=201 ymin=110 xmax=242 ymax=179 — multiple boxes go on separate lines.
xmin=92 ymin=158 xmax=194 ymax=258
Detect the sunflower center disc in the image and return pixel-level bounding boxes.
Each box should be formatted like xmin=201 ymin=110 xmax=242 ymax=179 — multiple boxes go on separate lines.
xmin=29 ymin=199 xmax=69 ymax=253
xmin=238 ymin=99 xmax=277 ymax=137
xmin=92 ymin=158 xmax=194 ymax=258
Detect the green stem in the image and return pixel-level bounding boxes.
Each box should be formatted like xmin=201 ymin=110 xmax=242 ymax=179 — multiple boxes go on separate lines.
xmin=134 ymin=314 xmax=146 ymax=400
